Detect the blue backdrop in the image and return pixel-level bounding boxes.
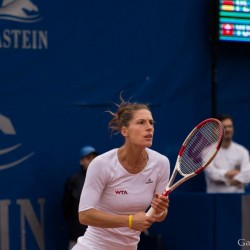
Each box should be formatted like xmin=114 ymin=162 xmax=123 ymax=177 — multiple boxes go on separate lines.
xmin=0 ymin=0 xmax=250 ymax=249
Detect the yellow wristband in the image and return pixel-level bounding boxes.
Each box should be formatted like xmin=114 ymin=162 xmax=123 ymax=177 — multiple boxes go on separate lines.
xmin=128 ymin=215 xmax=133 ymax=229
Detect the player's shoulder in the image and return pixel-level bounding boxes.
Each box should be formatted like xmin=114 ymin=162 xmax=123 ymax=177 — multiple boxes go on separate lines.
xmin=146 ymin=148 xmax=170 ymax=164
xmin=90 ymin=148 xmax=118 ymax=167
xmin=94 ymin=148 xmax=117 ymax=160
xmin=86 ymin=149 xmax=118 ymax=179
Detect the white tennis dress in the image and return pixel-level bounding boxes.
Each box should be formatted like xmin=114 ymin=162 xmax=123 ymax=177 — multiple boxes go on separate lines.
xmin=72 ymin=148 xmax=170 ymax=250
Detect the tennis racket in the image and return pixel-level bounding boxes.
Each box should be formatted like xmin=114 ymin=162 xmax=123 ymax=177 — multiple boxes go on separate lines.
xmin=146 ymin=118 xmax=223 ymax=217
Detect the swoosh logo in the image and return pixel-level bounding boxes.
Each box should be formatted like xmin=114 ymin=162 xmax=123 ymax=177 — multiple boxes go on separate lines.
xmin=0 ymin=114 xmax=34 ymax=171
xmin=0 ymin=143 xmax=21 ymax=154
xmin=0 ymin=143 xmax=34 ymax=170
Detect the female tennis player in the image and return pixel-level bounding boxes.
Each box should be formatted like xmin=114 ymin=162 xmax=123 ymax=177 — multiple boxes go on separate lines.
xmin=72 ymin=95 xmax=170 ymax=250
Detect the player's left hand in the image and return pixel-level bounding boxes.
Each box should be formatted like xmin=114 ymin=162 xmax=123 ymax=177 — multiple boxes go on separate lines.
xmin=151 ymin=193 xmax=169 ymax=215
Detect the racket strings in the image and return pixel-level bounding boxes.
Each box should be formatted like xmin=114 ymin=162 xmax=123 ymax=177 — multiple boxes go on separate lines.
xmin=179 ymin=121 xmax=221 ymax=175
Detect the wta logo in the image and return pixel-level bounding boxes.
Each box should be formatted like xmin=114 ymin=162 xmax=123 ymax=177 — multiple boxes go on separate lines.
xmin=0 ymin=0 xmax=42 ymax=23
xmin=115 ymin=190 xmax=128 ymax=195
xmin=0 ymin=113 xmax=34 ymax=171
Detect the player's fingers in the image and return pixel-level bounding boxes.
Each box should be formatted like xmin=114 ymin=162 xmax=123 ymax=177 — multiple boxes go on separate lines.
xmin=159 ymin=195 xmax=170 ymax=207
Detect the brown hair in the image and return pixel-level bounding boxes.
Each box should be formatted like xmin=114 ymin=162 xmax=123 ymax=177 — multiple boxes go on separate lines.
xmin=108 ymin=93 xmax=150 ymax=134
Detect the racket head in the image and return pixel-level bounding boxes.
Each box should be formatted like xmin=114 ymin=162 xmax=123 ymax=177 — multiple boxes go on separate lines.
xmin=177 ymin=118 xmax=223 ymax=176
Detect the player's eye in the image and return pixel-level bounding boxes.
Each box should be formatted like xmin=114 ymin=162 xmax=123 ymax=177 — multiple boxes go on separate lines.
xmin=150 ymin=120 xmax=155 ymax=126
xmin=136 ymin=119 xmax=155 ymax=126
xmin=138 ymin=120 xmax=145 ymax=125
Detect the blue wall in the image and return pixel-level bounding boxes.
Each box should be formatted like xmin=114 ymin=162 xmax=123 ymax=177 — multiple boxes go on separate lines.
xmin=0 ymin=0 xmax=250 ymax=249
xmin=150 ymin=194 xmax=244 ymax=250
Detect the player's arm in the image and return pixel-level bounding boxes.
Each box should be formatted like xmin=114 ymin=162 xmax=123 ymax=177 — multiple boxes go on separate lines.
xmin=79 ymin=209 xmax=155 ymax=231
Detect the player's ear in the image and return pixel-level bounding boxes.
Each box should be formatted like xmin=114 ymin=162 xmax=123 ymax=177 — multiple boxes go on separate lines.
xmin=121 ymin=126 xmax=128 ymax=137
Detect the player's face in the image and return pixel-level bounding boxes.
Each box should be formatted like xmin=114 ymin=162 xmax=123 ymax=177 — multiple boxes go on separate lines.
xmin=222 ymin=118 xmax=234 ymax=140
xmin=122 ymin=109 xmax=154 ymax=148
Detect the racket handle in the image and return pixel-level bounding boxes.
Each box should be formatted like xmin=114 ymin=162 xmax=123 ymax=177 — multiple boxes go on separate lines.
xmin=146 ymin=207 xmax=156 ymax=217
xmin=162 ymin=189 xmax=171 ymax=196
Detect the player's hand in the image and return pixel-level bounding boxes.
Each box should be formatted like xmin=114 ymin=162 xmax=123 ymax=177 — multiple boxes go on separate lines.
xmin=151 ymin=193 xmax=169 ymax=215
xmin=131 ymin=212 xmax=155 ymax=232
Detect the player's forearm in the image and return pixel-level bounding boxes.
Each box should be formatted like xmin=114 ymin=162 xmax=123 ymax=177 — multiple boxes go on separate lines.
xmin=79 ymin=208 xmax=129 ymax=228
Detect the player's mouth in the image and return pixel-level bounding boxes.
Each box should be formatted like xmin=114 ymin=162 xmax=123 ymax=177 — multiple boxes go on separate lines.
xmin=144 ymin=134 xmax=153 ymax=140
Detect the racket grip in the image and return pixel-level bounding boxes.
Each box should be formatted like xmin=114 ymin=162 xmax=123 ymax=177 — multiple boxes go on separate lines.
xmin=146 ymin=207 xmax=156 ymax=217
xmin=162 ymin=189 xmax=171 ymax=196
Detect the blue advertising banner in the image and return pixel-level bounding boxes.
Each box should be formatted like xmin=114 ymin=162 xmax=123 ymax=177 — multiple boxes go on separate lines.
xmin=1 ymin=0 xmax=249 ymax=249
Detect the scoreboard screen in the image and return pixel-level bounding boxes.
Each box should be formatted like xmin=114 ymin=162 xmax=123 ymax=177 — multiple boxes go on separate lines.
xmin=219 ymin=0 xmax=250 ymax=42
